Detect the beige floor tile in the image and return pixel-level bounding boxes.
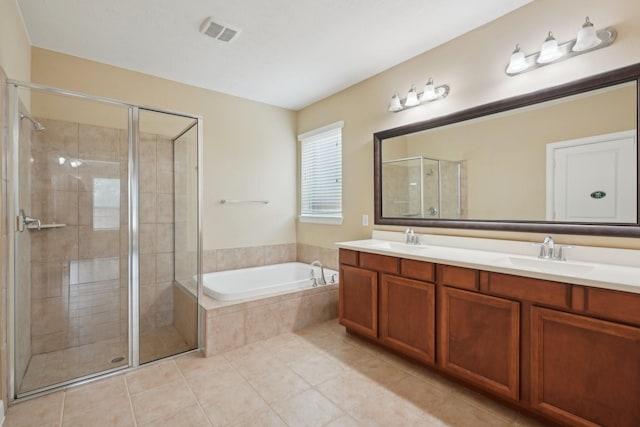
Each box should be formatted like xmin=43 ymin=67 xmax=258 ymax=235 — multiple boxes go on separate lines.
xmin=130 ymin=379 xmax=196 ymax=425
xmin=200 ymin=382 xmax=269 ymax=425
xmin=227 ymin=408 xmax=287 ymax=427
xmin=387 ymin=374 xmax=451 ymax=414
xmin=6 ymin=318 xmax=549 ymax=427
xmin=324 ymin=415 xmax=362 ymax=427
xmin=317 ymin=371 xmax=392 ymax=411
xmin=4 ymin=391 xmax=64 ymax=427
xmin=186 ymin=368 xmax=248 ymax=407
xmin=289 ymin=353 xmax=348 ymax=386
xmin=431 ymin=398 xmax=513 ymax=427
xmin=248 ymin=366 xmax=311 ymax=403
xmin=271 ymin=389 xmax=344 ymax=427
xmin=174 ymin=352 xmax=232 ymax=378
xmin=138 ymin=403 xmax=211 ymax=427
xmin=64 ymin=376 xmax=129 ymax=419
xmin=62 ymin=403 xmax=135 ymax=427
xmin=125 ymin=360 xmax=182 ymax=395
xmin=348 ymin=354 xmax=409 ymax=387
xmin=509 ymin=414 xmax=552 ymax=426
xmin=227 ymin=349 xmax=287 ymax=379
xmin=458 ymin=388 xmax=522 ymax=424
xmin=347 ymin=393 xmax=430 ymax=427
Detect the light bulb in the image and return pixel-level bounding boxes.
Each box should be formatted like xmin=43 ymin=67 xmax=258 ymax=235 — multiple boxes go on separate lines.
xmin=404 ymin=85 xmax=419 ymax=107
xmin=389 ymin=93 xmax=403 ymax=112
xmin=537 ymin=32 xmax=563 ymax=64
xmin=420 ymin=78 xmax=438 ymax=102
xmin=573 ymin=17 xmax=601 ymax=52
xmin=506 ymin=44 xmax=529 ymax=74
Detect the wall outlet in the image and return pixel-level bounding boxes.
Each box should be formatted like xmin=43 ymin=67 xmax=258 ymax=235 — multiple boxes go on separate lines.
xmin=362 ymin=214 xmax=369 ymax=226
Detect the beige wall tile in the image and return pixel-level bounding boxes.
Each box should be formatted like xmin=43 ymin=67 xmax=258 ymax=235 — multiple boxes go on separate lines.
xmin=78 ymin=124 xmax=119 ymax=162
xmin=205 ymin=311 xmax=245 ymax=355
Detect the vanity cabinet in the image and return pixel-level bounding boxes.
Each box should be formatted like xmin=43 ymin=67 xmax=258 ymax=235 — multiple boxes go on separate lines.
xmin=338 ymin=248 xmax=640 ymax=427
xmin=380 ymin=272 xmax=435 ymax=364
xmin=339 ymin=249 xmax=436 ymax=363
xmin=338 ymin=263 xmax=378 ymax=339
xmin=530 ymin=307 xmax=640 ymax=427
xmin=439 ymin=284 xmax=520 ymax=400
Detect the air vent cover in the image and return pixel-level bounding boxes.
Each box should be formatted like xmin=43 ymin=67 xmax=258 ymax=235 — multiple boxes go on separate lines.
xmin=200 ymin=17 xmax=241 ymax=42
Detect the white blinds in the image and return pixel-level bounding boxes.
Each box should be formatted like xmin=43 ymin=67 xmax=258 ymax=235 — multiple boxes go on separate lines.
xmin=299 ymin=122 xmax=343 ymax=220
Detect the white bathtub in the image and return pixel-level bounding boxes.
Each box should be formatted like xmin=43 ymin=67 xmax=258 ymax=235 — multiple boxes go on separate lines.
xmin=202 ymin=262 xmax=339 ymax=301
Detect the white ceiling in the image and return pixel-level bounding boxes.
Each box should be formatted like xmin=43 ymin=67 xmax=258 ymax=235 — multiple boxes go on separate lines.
xmin=17 ymin=0 xmax=532 ymax=110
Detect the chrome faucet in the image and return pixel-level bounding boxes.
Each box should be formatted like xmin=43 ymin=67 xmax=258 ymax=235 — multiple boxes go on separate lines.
xmin=537 ymin=236 xmax=570 ymax=261
xmin=405 ymin=228 xmax=420 ymax=245
xmin=310 ymin=260 xmax=326 ymax=286
xmin=539 ymin=236 xmax=555 ymax=259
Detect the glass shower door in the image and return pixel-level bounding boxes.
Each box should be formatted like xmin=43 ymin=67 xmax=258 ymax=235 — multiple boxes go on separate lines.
xmin=13 ymin=86 xmax=131 ymax=396
xmin=137 ymin=109 xmax=199 ymax=364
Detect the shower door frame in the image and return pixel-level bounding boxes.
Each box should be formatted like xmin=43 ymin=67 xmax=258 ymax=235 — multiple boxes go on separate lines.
xmin=5 ymin=80 xmax=204 ymax=401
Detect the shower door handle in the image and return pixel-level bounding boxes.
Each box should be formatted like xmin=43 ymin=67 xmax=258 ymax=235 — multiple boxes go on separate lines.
xmin=17 ymin=209 xmax=41 ymax=232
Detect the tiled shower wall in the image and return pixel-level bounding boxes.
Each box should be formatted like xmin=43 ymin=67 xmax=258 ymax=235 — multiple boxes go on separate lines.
xmin=137 ymin=132 xmax=176 ymax=333
xmin=28 ymin=119 xmax=176 ymax=354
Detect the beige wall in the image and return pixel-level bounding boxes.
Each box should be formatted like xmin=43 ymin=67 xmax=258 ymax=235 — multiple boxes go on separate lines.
xmin=30 ymin=48 xmax=298 ymax=251
xmin=297 ymin=0 xmax=640 ymax=249
xmin=0 ymin=0 xmax=30 ymax=83
xmin=1 ymin=0 xmax=32 ymax=408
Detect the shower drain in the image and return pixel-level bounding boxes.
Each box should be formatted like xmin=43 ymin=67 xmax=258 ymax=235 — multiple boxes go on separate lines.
xmin=111 ymin=356 xmax=125 ymax=363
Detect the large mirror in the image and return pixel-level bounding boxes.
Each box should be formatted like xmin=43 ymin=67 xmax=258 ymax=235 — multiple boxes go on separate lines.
xmin=374 ymin=64 xmax=640 ymax=236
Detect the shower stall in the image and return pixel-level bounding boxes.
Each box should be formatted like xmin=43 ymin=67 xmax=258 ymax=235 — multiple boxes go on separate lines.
xmin=6 ymin=81 xmax=202 ymax=399
xmin=382 ymin=156 xmax=462 ymax=219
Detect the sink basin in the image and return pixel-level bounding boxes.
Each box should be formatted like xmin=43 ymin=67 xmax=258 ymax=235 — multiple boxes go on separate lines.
xmin=367 ymin=241 xmax=429 ymax=254
xmin=503 ymin=256 xmax=595 ymax=275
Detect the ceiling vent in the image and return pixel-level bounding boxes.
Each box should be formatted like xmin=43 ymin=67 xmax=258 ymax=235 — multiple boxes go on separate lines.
xmin=200 ymin=17 xmax=241 ymax=42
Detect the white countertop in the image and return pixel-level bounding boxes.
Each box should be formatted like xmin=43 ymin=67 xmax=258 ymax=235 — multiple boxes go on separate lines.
xmin=336 ymin=231 xmax=640 ymax=295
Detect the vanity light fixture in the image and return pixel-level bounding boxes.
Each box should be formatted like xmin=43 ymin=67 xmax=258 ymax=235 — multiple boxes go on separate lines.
xmin=505 ymin=17 xmax=616 ymax=76
xmin=388 ymin=78 xmax=450 ymax=112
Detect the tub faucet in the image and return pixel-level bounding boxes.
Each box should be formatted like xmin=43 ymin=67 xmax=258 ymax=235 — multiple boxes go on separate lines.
xmin=310 ymin=260 xmax=326 ymax=285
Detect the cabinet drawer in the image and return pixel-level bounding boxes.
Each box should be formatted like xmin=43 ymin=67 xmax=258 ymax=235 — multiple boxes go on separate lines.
xmin=401 ymin=259 xmax=435 ymax=283
xmin=339 ymin=249 xmax=359 ymax=266
xmin=489 ymin=273 xmax=570 ymax=309
xmin=441 ymin=265 xmax=478 ymax=290
xmin=585 ymin=287 xmax=640 ymax=326
xmin=360 ymin=253 xmax=398 ymax=274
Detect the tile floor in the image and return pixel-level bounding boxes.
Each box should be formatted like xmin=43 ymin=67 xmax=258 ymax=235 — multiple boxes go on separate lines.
xmin=5 ymin=319 xmax=548 ymax=427
xmin=19 ymin=325 xmax=192 ymax=394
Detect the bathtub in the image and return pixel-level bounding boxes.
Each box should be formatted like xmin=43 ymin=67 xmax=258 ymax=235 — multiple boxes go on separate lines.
xmin=202 ymin=262 xmax=339 ymax=301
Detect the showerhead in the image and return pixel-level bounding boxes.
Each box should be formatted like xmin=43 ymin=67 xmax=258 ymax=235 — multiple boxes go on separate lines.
xmin=20 ymin=113 xmax=45 ymax=132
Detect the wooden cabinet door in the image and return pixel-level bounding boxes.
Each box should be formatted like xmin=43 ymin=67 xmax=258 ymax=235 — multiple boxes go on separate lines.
xmin=380 ymin=274 xmax=435 ymax=364
xmin=531 ymin=307 xmax=640 ymax=427
xmin=339 ymin=264 xmax=378 ymax=338
xmin=439 ymin=286 xmax=520 ymax=400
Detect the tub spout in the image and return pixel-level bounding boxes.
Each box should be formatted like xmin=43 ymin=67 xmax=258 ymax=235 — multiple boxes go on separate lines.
xmin=310 ymin=260 xmax=326 ymax=285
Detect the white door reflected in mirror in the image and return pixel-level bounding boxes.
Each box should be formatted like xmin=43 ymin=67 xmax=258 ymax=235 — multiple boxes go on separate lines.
xmin=547 ymin=130 xmax=636 ymax=222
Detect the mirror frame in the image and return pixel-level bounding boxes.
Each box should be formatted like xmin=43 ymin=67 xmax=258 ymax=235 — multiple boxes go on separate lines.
xmin=374 ymin=63 xmax=640 ymax=237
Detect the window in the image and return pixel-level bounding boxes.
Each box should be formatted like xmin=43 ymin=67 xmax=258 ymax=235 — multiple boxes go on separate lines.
xmin=93 ymin=178 xmax=120 ymax=230
xmin=299 ymin=121 xmax=344 ymax=224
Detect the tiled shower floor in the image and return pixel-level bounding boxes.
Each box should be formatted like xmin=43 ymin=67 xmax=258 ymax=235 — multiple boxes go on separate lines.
xmin=18 ymin=325 xmax=191 ymax=395
xmin=7 ymin=319 xmax=546 ymax=426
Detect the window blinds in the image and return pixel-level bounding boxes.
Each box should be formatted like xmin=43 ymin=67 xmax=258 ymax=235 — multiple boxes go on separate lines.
xmin=299 ymin=122 xmax=343 ymax=220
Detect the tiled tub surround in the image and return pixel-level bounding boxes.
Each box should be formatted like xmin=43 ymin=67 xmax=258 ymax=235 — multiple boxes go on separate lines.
xmin=200 ymin=283 xmax=338 ymax=356
xmin=198 ymin=245 xmax=339 ymax=356
xmin=202 ymin=243 xmax=338 ymax=274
